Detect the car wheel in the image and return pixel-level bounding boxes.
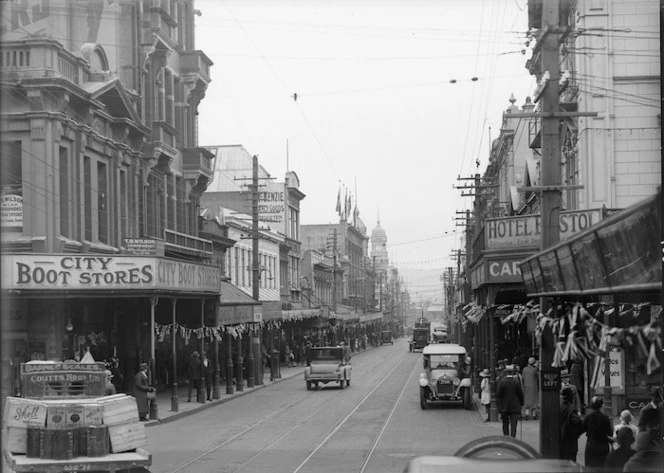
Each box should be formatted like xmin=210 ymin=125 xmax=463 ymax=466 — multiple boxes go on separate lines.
xmin=419 ymin=387 xmax=429 ymax=410
xmin=463 ymin=387 xmax=472 ymax=410
xmin=306 ymin=381 xmax=312 ymax=391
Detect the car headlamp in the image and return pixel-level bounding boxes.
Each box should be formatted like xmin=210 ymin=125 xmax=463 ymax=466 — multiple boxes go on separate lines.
xmin=453 ymin=378 xmax=460 ymax=386
xmin=419 ymin=373 xmax=427 ymax=380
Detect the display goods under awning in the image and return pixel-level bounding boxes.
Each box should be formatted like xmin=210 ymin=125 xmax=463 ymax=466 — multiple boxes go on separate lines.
xmin=519 ymin=190 xmax=661 ymax=297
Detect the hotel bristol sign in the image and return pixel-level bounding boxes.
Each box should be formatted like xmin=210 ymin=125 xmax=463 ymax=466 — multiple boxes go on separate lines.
xmin=485 ymin=209 xmax=602 ymax=250
xmin=1 ymin=255 xmax=220 ymax=293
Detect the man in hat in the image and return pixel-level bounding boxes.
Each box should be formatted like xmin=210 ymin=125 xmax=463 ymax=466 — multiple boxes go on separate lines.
xmin=186 ymin=351 xmax=202 ymax=402
xmin=496 ymin=364 xmax=524 ymax=437
xmin=560 ymin=385 xmax=584 ymax=461
xmin=561 ymin=368 xmax=582 ymax=412
xmin=133 ymin=362 xmax=154 ymax=421
xmin=522 ymin=356 xmax=539 ymax=420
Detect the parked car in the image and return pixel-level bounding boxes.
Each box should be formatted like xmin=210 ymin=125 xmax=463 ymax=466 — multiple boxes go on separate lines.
xmin=419 ymin=343 xmax=472 ymax=409
xmin=409 ymin=328 xmax=430 ymax=352
xmin=380 ymin=330 xmax=393 ymax=345
xmin=304 ymin=346 xmax=351 ymax=390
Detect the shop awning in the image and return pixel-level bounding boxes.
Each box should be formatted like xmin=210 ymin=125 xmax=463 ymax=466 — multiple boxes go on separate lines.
xmin=217 ymin=281 xmax=260 ymax=325
xmin=219 ymin=281 xmax=258 ymax=305
xmin=519 ymin=190 xmax=662 ymax=297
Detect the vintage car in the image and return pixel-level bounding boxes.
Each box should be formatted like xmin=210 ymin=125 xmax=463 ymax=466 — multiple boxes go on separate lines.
xmin=418 ymin=343 xmax=472 ymax=409
xmin=304 ymin=346 xmax=351 ymax=390
xmin=409 ymin=328 xmax=430 ymax=352
xmin=405 ymin=436 xmax=584 ymax=472
xmin=380 ymin=330 xmax=393 ymax=345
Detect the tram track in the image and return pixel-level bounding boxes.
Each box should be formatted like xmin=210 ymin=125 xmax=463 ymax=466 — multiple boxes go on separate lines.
xmin=160 ymin=343 xmax=418 ymax=473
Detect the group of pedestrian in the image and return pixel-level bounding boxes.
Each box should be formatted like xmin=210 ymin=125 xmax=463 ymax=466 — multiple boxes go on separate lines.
xmin=480 ymin=355 xmax=540 ymax=428
xmin=560 ymin=386 xmax=663 ymax=472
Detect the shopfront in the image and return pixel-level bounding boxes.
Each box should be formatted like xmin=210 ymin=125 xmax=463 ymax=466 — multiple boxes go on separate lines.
xmin=1 ymin=254 xmax=221 ymax=398
xmin=519 ymin=191 xmax=662 ymax=416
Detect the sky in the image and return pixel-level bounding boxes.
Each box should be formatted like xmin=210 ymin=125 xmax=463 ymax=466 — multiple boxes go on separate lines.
xmin=195 ymin=0 xmax=536 ymax=305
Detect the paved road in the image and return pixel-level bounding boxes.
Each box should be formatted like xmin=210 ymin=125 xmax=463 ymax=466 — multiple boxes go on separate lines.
xmin=145 ymin=339 xmax=543 ymax=473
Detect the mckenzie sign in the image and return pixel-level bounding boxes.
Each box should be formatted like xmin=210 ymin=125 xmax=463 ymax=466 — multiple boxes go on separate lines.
xmin=1 ymin=255 xmax=221 ymax=293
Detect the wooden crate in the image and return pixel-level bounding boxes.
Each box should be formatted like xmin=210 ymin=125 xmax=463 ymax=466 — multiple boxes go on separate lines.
xmin=45 ymin=405 xmax=66 ymax=429
xmin=3 ymin=426 xmax=27 ymax=454
xmin=107 ymin=421 xmax=147 ymax=453
xmin=2 ymin=397 xmax=47 ymax=428
xmin=84 ymin=402 xmax=103 ymax=425
xmin=65 ymin=404 xmax=85 ymax=427
xmin=99 ymin=395 xmax=139 ymax=426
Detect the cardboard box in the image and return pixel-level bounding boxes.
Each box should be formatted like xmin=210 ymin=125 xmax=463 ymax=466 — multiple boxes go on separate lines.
xmin=65 ymin=404 xmax=85 ymax=427
xmin=46 ymin=405 xmax=67 ymax=429
xmin=99 ymin=395 xmax=139 ymax=426
xmin=2 ymin=397 xmax=47 ymax=428
xmin=108 ymin=421 xmax=147 ymax=453
xmin=84 ymin=403 xmax=103 ymax=425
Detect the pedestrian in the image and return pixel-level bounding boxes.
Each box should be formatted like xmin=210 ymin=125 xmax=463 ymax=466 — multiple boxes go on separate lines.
xmin=479 ymin=368 xmax=491 ymax=422
xmin=613 ymin=409 xmax=638 ymax=448
xmin=109 ymin=357 xmax=125 ymax=393
xmin=559 ymin=385 xmax=584 ymax=461
xmin=133 ymin=362 xmax=154 ymax=421
xmin=560 ymin=369 xmax=581 ymax=412
xmin=603 ymin=426 xmax=636 ymax=471
xmin=570 ymin=359 xmax=585 ymax=413
xmin=186 ymin=351 xmax=202 ymax=402
xmin=522 ymin=356 xmax=539 ymax=420
xmin=104 ymin=370 xmax=117 ymax=395
xmin=623 ymin=401 xmax=663 ymax=472
xmin=202 ymin=352 xmax=213 ymax=401
xmin=496 ymin=364 xmax=523 ymax=437
xmin=582 ymin=396 xmax=614 ymax=468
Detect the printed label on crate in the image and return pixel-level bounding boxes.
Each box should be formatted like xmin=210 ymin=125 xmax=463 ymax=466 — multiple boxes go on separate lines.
xmin=4 ymin=426 xmax=28 ymax=454
xmin=84 ymin=403 xmax=103 ymax=425
xmin=2 ymin=397 xmax=47 ymax=428
xmin=65 ymin=405 xmax=85 ymax=426
xmin=46 ymin=405 xmax=67 ymax=429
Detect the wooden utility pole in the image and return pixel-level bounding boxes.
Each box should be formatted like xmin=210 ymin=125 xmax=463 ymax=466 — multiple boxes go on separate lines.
xmin=331 ymin=228 xmax=338 ymax=346
xmin=539 ymin=0 xmax=562 ymax=458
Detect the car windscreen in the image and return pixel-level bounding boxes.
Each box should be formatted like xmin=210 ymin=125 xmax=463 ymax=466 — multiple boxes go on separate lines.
xmin=429 ymin=354 xmax=462 ymax=368
xmin=310 ymin=349 xmax=342 ymax=362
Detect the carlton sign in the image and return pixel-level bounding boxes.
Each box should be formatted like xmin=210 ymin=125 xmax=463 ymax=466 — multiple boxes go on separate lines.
xmin=1 ymin=255 xmax=220 ymax=293
xmin=485 ymin=209 xmax=602 ymax=250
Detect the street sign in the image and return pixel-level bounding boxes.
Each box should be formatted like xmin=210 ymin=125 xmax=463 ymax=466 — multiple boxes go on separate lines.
xmin=541 ymin=369 xmax=560 ymax=392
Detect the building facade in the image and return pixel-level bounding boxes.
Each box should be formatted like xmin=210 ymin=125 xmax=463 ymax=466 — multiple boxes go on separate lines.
xmin=1 ymin=0 xmax=218 ymax=401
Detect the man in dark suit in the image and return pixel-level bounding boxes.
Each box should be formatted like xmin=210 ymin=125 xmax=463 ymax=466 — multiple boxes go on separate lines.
xmin=496 ymin=364 xmax=524 ymax=437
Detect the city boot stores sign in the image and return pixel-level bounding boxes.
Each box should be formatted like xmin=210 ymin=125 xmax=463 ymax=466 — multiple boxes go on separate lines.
xmin=485 ymin=209 xmax=603 ymax=250
xmin=1 ymin=255 xmax=221 ymax=293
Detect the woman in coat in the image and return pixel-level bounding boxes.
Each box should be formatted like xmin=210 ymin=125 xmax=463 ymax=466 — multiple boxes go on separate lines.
xmin=134 ymin=362 xmax=154 ymax=421
xmin=480 ymin=369 xmax=491 ymax=422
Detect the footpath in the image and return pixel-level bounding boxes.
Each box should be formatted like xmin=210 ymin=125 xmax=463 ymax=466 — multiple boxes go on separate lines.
xmin=144 ymin=364 xmax=305 ymax=427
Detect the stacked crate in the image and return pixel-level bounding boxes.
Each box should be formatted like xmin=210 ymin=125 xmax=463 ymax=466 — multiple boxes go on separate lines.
xmin=2 ymin=394 xmax=146 ymax=458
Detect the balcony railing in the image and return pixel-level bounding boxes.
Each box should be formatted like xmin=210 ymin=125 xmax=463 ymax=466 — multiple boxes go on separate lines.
xmin=0 ymin=40 xmax=85 ymax=85
xmin=163 ymin=229 xmax=213 ymax=257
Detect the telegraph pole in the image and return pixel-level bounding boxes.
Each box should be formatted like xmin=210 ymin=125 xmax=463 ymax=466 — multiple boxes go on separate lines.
xmin=539 ymin=0 xmax=562 ymax=458
xmin=331 ymin=228 xmax=338 ymax=346
xmin=246 ymin=154 xmax=260 ymax=388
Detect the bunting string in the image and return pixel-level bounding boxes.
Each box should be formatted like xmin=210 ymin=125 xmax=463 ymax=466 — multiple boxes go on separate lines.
xmin=153 ymin=320 xmax=284 ymax=344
